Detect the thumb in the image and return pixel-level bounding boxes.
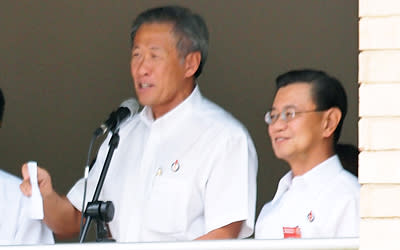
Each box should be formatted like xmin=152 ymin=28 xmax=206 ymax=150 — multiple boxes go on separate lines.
xmin=20 ymin=163 xmax=32 ymax=196
xmin=21 ymin=163 xmax=30 ymax=181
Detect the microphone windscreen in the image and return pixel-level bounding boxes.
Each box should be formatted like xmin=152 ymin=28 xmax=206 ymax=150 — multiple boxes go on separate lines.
xmin=120 ymin=98 xmax=139 ymax=118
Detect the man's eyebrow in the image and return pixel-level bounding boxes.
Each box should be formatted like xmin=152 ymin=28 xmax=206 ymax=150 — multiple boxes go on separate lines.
xmin=149 ymin=46 xmax=163 ymax=51
xmin=270 ymin=105 xmax=297 ymax=110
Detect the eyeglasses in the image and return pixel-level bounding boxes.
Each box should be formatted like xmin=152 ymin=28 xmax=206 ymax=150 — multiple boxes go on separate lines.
xmin=264 ymin=107 xmax=323 ymax=125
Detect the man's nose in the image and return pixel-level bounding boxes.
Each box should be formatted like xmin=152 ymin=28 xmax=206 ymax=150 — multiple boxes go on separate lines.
xmin=134 ymin=57 xmax=150 ymax=76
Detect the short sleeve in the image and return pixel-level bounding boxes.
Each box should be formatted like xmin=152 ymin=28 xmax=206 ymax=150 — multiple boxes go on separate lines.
xmin=204 ymin=131 xmax=257 ymax=238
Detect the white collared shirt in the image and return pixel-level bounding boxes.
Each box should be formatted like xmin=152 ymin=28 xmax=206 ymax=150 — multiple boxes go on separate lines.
xmin=0 ymin=170 xmax=54 ymax=245
xmin=68 ymin=86 xmax=258 ymax=242
xmin=255 ymin=155 xmax=359 ymax=239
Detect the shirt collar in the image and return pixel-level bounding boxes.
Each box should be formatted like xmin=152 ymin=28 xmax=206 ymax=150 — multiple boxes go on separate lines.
xmin=139 ymin=84 xmax=201 ymax=128
xmin=273 ymin=155 xmax=343 ymax=201
xmin=298 ymin=155 xmax=343 ymax=189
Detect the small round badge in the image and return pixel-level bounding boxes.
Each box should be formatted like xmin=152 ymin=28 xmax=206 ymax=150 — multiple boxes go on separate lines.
xmin=307 ymin=211 xmax=315 ymax=222
xmin=171 ymin=160 xmax=180 ymax=172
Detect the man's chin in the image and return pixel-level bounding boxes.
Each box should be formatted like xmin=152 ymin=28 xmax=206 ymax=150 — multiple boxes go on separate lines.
xmin=136 ymin=97 xmax=153 ymax=107
xmin=273 ymin=150 xmax=290 ymax=161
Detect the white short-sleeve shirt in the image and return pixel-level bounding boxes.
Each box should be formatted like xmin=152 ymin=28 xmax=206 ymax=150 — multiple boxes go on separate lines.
xmin=0 ymin=170 xmax=54 ymax=245
xmin=68 ymin=86 xmax=258 ymax=242
xmin=255 ymin=155 xmax=359 ymax=239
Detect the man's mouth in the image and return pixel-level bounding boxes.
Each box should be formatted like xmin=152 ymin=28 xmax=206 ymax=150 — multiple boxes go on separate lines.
xmin=139 ymin=83 xmax=153 ymax=89
xmin=275 ymin=137 xmax=288 ymax=143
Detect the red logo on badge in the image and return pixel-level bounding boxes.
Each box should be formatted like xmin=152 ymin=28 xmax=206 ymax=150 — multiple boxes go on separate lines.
xmin=307 ymin=210 xmax=315 ymax=222
xmin=283 ymin=226 xmax=302 ymax=238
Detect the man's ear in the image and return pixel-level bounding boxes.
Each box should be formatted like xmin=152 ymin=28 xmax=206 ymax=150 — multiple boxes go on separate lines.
xmin=322 ymin=107 xmax=342 ymax=138
xmin=184 ymin=51 xmax=201 ymax=78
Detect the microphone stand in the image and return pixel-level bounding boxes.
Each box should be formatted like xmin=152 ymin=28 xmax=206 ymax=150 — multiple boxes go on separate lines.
xmin=79 ymin=129 xmax=121 ymax=243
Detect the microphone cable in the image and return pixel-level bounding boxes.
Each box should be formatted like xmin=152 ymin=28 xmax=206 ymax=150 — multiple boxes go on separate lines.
xmin=78 ymin=131 xmax=99 ymax=241
xmin=77 ymin=97 xmax=139 ymax=241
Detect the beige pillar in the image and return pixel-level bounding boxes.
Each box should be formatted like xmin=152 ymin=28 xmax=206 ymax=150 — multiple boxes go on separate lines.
xmin=359 ymin=0 xmax=400 ymax=249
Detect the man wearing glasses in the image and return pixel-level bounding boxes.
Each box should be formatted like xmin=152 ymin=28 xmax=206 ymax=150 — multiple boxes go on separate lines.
xmin=19 ymin=6 xmax=257 ymax=242
xmin=255 ymin=69 xmax=359 ymax=239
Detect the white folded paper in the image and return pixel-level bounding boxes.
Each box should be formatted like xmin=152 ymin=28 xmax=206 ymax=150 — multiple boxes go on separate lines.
xmin=27 ymin=161 xmax=44 ymax=219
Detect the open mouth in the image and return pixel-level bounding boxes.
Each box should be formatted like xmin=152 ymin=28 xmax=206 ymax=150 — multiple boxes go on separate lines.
xmin=139 ymin=83 xmax=153 ymax=89
xmin=274 ymin=137 xmax=289 ymax=144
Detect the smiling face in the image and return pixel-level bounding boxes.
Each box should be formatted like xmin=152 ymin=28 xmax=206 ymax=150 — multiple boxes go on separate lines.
xmin=130 ymin=22 xmax=197 ymax=119
xmin=268 ymin=83 xmax=326 ymax=164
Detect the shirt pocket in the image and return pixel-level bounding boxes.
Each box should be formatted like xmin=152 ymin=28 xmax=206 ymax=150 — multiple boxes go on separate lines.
xmin=144 ymin=176 xmax=189 ymax=235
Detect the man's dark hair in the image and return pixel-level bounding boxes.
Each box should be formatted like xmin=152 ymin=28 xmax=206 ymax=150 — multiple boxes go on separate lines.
xmin=275 ymin=69 xmax=347 ymax=144
xmin=0 ymin=88 xmax=4 ymax=123
xmin=130 ymin=5 xmax=209 ymax=78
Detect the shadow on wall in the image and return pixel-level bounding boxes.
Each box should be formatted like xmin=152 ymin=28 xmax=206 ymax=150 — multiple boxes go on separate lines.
xmin=336 ymin=143 xmax=359 ymax=177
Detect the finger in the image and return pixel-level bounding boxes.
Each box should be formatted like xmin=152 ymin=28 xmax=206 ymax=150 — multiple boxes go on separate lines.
xmin=36 ymin=166 xmax=50 ymax=186
xmin=20 ymin=179 xmax=32 ymax=196
xmin=21 ymin=163 xmax=30 ymax=180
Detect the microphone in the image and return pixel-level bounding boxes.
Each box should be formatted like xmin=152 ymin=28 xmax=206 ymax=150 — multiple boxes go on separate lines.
xmin=94 ymin=98 xmax=139 ymax=136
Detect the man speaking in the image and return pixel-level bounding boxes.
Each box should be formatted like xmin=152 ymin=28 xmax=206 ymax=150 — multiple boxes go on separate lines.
xmin=20 ymin=5 xmax=257 ymax=242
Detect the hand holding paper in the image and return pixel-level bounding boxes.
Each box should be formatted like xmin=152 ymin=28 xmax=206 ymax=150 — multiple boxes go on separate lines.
xmin=27 ymin=161 xmax=44 ymax=220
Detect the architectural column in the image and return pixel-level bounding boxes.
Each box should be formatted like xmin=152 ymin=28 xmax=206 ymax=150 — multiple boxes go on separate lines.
xmin=359 ymin=0 xmax=400 ymax=249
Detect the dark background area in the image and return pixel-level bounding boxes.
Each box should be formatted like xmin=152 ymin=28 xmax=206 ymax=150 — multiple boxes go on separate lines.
xmin=0 ymin=0 xmax=358 ymax=242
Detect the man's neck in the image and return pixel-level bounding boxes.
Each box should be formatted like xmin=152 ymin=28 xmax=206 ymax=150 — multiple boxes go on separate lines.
xmin=287 ymin=145 xmax=335 ymax=177
xmin=152 ymin=81 xmax=195 ymax=119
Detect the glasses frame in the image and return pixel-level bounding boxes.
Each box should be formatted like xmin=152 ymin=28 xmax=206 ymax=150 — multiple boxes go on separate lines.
xmin=264 ymin=107 xmax=324 ymax=125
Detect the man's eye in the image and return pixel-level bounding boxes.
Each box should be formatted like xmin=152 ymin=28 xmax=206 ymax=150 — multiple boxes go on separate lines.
xmin=285 ymin=111 xmax=295 ymax=118
xmin=270 ymin=113 xmax=279 ymax=120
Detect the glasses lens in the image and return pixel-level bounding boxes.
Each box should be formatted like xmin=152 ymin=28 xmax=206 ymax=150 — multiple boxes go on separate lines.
xmin=265 ymin=111 xmax=279 ymax=125
xmin=265 ymin=112 xmax=272 ymax=124
xmin=284 ymin=108 xmax=296 ymax=122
